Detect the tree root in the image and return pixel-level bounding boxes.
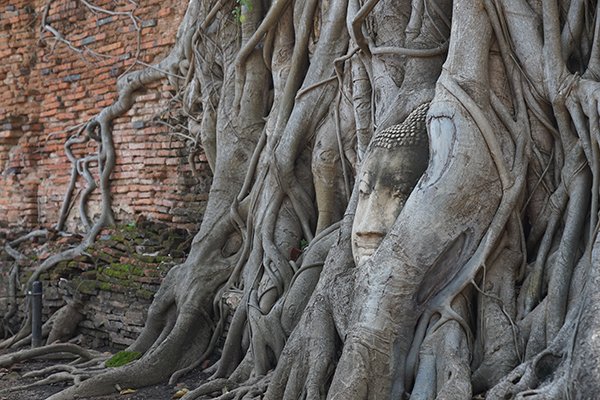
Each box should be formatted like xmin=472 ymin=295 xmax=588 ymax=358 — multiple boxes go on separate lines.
xmin=0 ymin=343 xmax=99 ymax=368
xmin=410 ymin=296 xmax=472 ymax=400
xmin=46 ymin=300 xmax=84 ymax=345
xmin=1 ymin=357 xmax=110 ymax=397
xmin=42 ymin=255 xmax=231 ymax=399
xmin=182 ymin=378 xmax=230 ymax=399
xmin=486 ymin=352 xmax=567 ymax=400
xmin=181 ymin=375 xmax=270 ymax=400
xmin=487 ymin=311 xmax=578 ymax=400
xmin=1 ymin=371 xmax=85 ymax=393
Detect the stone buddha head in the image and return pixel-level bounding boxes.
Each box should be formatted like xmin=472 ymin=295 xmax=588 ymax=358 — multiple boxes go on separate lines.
xmin=351 ymin=103 xmax=430 ymax=266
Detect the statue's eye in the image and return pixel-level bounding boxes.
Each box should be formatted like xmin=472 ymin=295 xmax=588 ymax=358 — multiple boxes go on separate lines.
xmin=358 ymin=180 xmax=371 ymax=196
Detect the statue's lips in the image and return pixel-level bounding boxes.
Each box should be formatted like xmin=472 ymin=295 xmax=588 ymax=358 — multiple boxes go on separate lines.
xmin=354 ymin=238 xmax=383 ymax=256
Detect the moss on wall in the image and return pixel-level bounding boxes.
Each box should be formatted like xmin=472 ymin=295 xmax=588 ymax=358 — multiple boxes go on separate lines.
xmin=48 ymin=221 xmax=189 ymax=301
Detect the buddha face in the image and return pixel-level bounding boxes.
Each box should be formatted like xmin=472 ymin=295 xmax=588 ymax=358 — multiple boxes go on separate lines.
xmin=351 ymin=145 xmax=428 ymax=265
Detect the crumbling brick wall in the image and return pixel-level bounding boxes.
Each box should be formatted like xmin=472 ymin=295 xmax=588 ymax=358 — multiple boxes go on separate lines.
xmin=0 ymin=0 xmax=210 ymax=234
xmin=0 ymin=220 xmax=191 ymax=349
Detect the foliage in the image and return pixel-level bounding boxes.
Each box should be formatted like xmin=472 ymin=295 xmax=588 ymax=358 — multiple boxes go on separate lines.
xmin=232 ymin=0 xmax=252 ymax=23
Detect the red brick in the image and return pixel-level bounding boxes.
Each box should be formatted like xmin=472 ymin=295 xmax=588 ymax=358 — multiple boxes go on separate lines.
xmin=0 ymin=0 xmax=205 ymax=233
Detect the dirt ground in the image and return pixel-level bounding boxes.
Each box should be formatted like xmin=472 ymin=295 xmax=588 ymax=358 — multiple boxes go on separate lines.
xmin=0 ymin=354 xmax=209 ymax=400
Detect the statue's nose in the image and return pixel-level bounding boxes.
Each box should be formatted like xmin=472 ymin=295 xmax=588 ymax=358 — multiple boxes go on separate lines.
xmin=354 ymin=199 xmax=388 ymax=238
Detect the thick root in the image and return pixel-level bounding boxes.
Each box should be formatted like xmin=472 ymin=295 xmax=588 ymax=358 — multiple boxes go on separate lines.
xmin=411 ymin=296 xmax=472 ymax=400
xmin=0 ymin=343 xmax=98 ymax=368
xmin=264 ymin=294 xmax=338 ymax=400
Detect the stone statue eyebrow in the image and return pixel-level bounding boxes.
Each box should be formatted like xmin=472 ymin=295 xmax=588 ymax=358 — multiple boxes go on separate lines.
xmin=371 ymin=102 xmax=430 ymax=150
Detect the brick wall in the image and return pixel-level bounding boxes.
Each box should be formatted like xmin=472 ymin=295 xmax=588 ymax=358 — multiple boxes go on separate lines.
xmin=0 ymin=220 xmax=191 ymax=349
xmin=0 ymin=0 xmax=211 ymax=234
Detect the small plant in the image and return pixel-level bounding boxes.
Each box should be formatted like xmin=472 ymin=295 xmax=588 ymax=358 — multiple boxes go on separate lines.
xmin=233 ymin=0 xmax=253 ymax=23
xmin=105 ymin=351 xmax=142 ymax=367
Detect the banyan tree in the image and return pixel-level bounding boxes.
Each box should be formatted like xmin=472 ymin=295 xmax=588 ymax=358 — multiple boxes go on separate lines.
xmin=4 ymin=0 xmax=600 ymax=398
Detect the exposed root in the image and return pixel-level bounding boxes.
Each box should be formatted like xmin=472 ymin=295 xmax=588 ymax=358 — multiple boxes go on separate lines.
xmin=182 ymin=375 xmax=270 ymax=400
xmin=9 ymin=304 xmax=77 ymax=349
xmin=46 ymin=300 xmax=84 ymax=345
xmin=0 ymin=343 xmax=99 ymax=368
xmin=1 ymin=371 xmax=85 ymax=393
xmin=486 ymin=351 xmax=567 ymax=400
xmin=410 ymin=296 xmax=472 ymax=400
xmin=183 ymin=378 xmax=230 ymax=399
xmin=2 ymin=357 xmax=107 ymax=396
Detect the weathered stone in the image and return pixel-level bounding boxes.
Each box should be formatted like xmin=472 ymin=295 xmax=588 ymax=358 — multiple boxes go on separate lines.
xmin=124 ymin=309 xmax=145 ymax=326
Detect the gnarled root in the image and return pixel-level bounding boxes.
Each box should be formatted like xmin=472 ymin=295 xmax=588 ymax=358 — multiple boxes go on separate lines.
xmin=486 ymin=350 xmax=565 ymax=400
xmin=265 ymin=211 xmax=356 ymax=400
xmin=0 ymin=343 xmax=99 ymax=368
xmin=471 ymin=242 xmax=521 ymax=394
xmin=411 ymin=296 xmax=472 ymax=400
xmin=265 ymin=294 xmax=338 ymax=400
xmin=44 ymin=249 xmax=232 ymax=399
